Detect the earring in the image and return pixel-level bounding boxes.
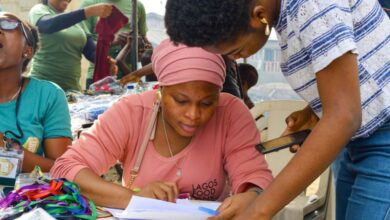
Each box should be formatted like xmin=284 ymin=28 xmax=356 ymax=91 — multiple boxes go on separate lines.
xmin=23 ymin=53 xmax=28 ymax=58
xmin=260 ymin=18 xmax=270 ymax=36
xmin=156 ymin=89 xmax=162 ymax=101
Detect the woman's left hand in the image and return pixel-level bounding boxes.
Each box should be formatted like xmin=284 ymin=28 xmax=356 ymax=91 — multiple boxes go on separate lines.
xmin=107 ymin=56 xmax=118 ymax=76
xmin=208 ymin=191 xmax=258 ymax=220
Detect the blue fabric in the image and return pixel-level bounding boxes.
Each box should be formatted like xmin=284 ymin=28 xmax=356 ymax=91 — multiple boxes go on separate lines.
xmin=331 ymin=148 xmax=345 ymax=183
xmin=82 ymin=36 xmax=96 ymax=63
xmin=36 ymin=9 xmax=86 ymax=34
xmin=335 ymin=120 xmax=390 ymax=220
xmin=0 ymin=78 xmax=72 ymax=156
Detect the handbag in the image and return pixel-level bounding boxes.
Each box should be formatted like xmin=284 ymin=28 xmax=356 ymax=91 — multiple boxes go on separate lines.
xmin=127 ymin=90 xmax=161 ymax=188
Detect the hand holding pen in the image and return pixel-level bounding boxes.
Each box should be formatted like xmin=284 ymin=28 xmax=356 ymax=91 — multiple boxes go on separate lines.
xmin=133 ymin=181 xmax=179 ymax=203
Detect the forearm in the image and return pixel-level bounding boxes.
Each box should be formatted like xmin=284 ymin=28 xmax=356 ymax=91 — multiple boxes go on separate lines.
xmin=74 ymin=168 xmax=133 ymax=209
xmin=253 ymin=113 xmax=359 ymax=217
xmin=37 ymin=10 xmax=86 ymax=34
xmin=136 ymin=63 xmax=153 ymax=77
xmin=22 ymin=150 xmax=55 ymax=172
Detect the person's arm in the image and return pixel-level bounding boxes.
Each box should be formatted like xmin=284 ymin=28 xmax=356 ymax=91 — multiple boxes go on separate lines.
xmin=36 ymin=9 xmax=86 ymax=34
xmin=22 ymin=137 xmax=71 ymax=172
xmin=237 ymin=52 xmax=361 ymax=219
xmin=223 ymin=97 xmax=273 ymax=193
xmin=74 ymin=168 xmax=133 ymax=208
xmin=82 ymin=36 xmax=96 ymax=63
xmin=36 ymin=4 xmax=113 ymax=34
xmin=119 ymin=63 xmax=153 ymax=85
xmin=22 ymin=84 xmax=72 ymax=172
xmin=74 ymin=168 xmax=179 ymax=208
xmin=50 ymin=99 xmax=132 ymax=207
xmin=50 ymin=95 xmax=178 ymax=208
xmin=209 ymin=96 xmax=272 ymax=219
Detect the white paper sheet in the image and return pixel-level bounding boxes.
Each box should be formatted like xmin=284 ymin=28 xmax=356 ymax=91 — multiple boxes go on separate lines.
xmin=105 ymin=196 xmax=221 ymax=220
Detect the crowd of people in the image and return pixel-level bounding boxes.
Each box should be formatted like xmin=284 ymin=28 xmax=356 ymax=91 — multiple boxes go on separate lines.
xmin=0 ymin=0 xmax=389 ymax=220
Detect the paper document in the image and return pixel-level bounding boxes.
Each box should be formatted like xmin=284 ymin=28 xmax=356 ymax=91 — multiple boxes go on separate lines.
xmin=105 ymin=196 xmax=221 ymax=220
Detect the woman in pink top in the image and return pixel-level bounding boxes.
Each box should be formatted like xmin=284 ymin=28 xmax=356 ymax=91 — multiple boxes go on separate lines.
xmin=51 ymin=39 xmax=272 ymax=218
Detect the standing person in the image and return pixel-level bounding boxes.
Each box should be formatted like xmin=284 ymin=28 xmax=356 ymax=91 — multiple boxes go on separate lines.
xmin=51 ymin=40 xmax=273 ymax=214
xmin=165 ymin=0 xmax=390 ymax=219
xmin=140 ymin=49 xmax=157 ymax=82
xmin=80 ymin=0 xmax=149 ymax=88
xmin=0 ymin=12 xmax=72 ymax=178
xmin=238 ymin=63 xmax=258 ymax=109
xmin=28 ymin=0 xmax=113 ymax=92
xmin=222 ymin=56 xmax=242 ymax=99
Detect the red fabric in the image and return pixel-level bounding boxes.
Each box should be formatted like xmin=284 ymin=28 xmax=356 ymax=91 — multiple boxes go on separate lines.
xmin=93 ymin=6 xmax=128 ymax=82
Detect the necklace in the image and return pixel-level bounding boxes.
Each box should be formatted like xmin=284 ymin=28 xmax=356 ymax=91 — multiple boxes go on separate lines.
xmin=5 ymin=85 xmax=22 ymax=103
xmin=161 ymin=111 xmax=186 ymax=177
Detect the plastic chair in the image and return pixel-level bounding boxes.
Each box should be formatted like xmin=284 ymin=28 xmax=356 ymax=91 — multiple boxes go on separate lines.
xmin=250 ymin=100 xmax=334 ymax=220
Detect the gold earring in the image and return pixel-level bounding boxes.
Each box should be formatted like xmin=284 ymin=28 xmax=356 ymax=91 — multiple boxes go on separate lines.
xmin=156 ymin=89 xmax=162 ymax=101
xmin=260 ymin=18 xmax=270 ymax=36
xmin=23 ymin=53 xmax=28 ymax=57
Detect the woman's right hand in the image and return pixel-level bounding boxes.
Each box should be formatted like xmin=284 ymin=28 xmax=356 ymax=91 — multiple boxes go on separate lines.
xmin=84 ymin=3 xmax=113 ymax=19
xmin=283 ymin=105 xmax=319 ymax=152
xmin=133 ymin=181 xmax=179 ymax=203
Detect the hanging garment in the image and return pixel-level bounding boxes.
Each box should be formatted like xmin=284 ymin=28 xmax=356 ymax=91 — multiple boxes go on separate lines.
xmin=93 ymin=6 xmax=128 ymax=82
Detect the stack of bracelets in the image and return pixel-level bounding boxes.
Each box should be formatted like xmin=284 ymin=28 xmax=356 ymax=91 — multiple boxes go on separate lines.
xmin=0 ymin=177 xmax=97 ymax=219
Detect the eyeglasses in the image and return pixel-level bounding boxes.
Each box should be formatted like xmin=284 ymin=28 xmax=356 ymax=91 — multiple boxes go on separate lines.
xmin=0 ymin=18 xmax=34 ymax=48
xmin=0 ymin=18 xmax=20 ymax=31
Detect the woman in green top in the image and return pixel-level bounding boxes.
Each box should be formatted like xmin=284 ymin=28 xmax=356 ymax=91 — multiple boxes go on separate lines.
xmin=29 ymin=0 xmax=113 ymax=92
xmin=80 ymin=0 xmax=149 ymax=88
xmin=0 ymin=12 xmax=72 ymax=178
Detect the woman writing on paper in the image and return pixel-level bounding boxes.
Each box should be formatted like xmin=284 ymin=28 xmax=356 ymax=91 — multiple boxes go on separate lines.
xmin=51 ymin=39 xmax=273 ymax=217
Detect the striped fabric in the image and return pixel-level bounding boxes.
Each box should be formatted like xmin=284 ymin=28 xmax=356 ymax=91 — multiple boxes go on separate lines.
xmin=274 ymin=0 xmax=390 ymax=139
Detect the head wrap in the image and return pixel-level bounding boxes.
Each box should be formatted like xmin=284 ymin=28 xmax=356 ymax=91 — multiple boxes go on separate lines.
xmin=152 ymin=39 xmax=226 ymax=88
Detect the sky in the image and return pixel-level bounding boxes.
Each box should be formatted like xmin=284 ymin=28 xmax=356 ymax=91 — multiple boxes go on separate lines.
xmin=140 ymin=0 xmax=167 ymax=15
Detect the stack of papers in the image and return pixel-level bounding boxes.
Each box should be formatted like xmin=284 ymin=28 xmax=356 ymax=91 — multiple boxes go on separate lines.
xmin=105 ymin=196 xmax=221 ymax=220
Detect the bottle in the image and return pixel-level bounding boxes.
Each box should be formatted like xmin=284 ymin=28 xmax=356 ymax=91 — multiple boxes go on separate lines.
xmin=126 ymin=83 xmax=136 ymax=95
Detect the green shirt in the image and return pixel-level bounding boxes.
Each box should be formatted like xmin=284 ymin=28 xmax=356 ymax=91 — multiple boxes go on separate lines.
xmin=80 ymin=0 xmax=148 ymax=80
xmin=0 ymin=78 xmax=72 ymax=157
xmin=29 ymin=4 xmax=87 ymax=92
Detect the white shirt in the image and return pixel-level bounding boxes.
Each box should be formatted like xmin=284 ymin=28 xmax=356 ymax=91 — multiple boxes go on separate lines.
xmin=275 ymin=0 xmax=390 ymax=138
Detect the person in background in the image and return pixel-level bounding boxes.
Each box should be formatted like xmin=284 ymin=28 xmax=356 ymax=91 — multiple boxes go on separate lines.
xmin=0 ymin=12 xmax=72 ymax=178
xmin=140 ymin=49 xmax=157 ymax=82
xmin=28 ymin=0 xmax=113 ymax=92
xmin=165 ymin=0 xmax=390 ymax=219
xmin=80 ymin=0 xmax=149 ymax=88
xmin=51 ymin=40 xmax=273 ymax=215
xmin=238 ymin=63 xmax=258 ymax=109
xmin=222 ymin=56 xmax=242 ymax=99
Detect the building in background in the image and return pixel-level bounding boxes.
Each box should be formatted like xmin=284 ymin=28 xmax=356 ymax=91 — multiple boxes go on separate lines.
xmin=145 ymin=12 xmax=167 ymax=47
xmin=246 ymin=40 xmax=301 ymax=103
